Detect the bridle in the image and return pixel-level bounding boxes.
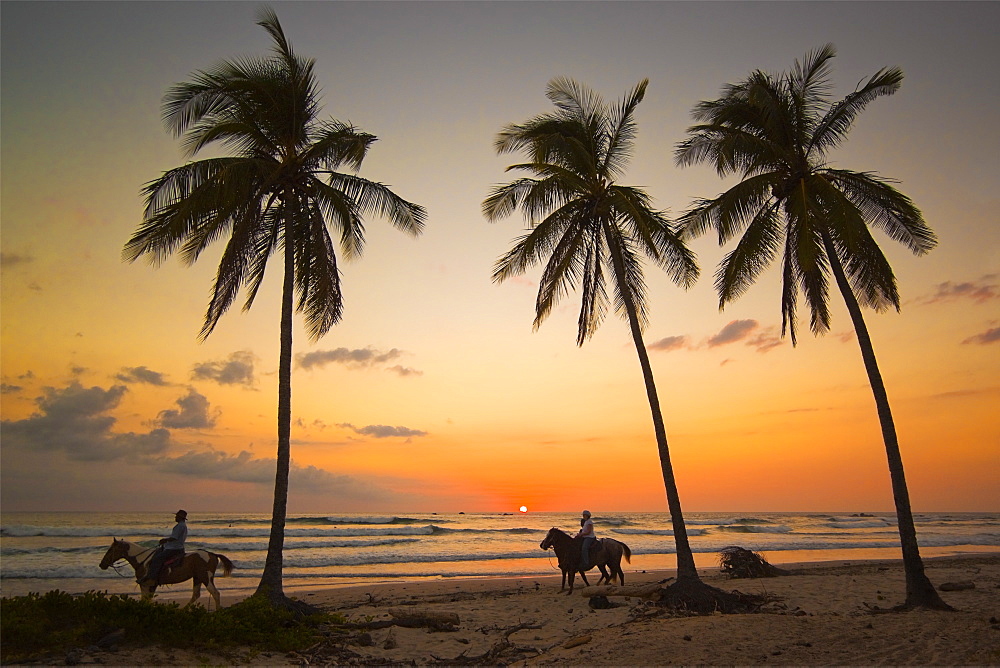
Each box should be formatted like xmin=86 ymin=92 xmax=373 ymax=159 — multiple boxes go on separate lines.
xmin=104 ymin=539 xmax=158 ymax=578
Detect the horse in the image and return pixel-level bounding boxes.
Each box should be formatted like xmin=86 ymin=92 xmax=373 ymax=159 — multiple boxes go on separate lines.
xmin=540 ymin=527 xmax=632 ymax=594
xmin=99 ymin=538 xmax=234 ymax=609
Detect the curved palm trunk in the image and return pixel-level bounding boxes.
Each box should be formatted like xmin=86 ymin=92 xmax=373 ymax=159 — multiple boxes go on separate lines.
xmin=821 ymin=232 xmax=950 ymax=610
xmin=605 ymin=228 xmax=699 ymax=581
xmin=255 ymin=221 xmax=294 ymax=602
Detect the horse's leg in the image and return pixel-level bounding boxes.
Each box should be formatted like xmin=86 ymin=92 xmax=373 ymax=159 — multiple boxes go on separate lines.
xmin=185 ymin=562 xmax=205 ymax=608
xmin=206 ymin=575 xmax=221 ymax=610
xmin=596 ymin=565 xmax=610 ymax=586
xmin=567 ymin=570 xmax=577 ymax=594
xmin=139 ymin=583 xmax=155 ymax=600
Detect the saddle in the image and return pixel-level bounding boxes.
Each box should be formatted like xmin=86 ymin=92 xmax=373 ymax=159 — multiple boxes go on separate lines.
xmin=164 ymin=552 xmax=185 ymax=569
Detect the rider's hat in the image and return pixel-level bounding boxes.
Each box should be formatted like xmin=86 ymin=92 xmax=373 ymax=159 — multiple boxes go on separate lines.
xmin=176 ymin=509 xmax=188 ymax=518
xmin=582 ymin=510 xmax=591 ymax=517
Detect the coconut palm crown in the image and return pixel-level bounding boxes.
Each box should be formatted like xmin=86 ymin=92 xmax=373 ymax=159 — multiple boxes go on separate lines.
xmin=484 ymin=78 xmax=705 ymax=582
xmin=674 ymin=44 xmax=947 ymax=609
xmin=675 ymin=44 xmax=935 ymax=343
xmin=123 ymin=7 xmax=425 ymax=605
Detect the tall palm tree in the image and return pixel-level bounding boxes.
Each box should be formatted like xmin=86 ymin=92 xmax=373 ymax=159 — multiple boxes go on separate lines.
xmin=123 ymin=7 xmax=426 ymax=606
xmin=483 ymin=78 xmax=704 ymax=583
xmin=674 ymin=44 xmax=948 ymax=610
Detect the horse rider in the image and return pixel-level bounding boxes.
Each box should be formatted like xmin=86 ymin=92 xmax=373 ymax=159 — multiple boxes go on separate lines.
xmin=574 ymin=510 xmax=596 ymax=569
xmin=140 ymin=509 xmax=187 ymax=586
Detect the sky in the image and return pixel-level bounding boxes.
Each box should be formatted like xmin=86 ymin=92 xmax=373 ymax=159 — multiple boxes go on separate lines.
xmin=1 ymin=1 xmax=997 ymax=515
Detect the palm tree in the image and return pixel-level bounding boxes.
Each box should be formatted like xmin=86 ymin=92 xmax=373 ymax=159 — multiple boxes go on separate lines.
xmin=123 ymin=7 xmax=426 ymax=606
xmin=674 ymin=44 xmax=948 ymax=610
xmin=483 ymin=78 xmax=705 ymax=584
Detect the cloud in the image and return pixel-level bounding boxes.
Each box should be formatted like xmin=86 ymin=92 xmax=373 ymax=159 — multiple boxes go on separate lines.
xmin=0 ymin=252 xmax=34 ymax=268
xmin=746 ymin=330 xmax=784 ymax=353
xmin=962 ymin=327 xmax=1000 ymax=345
xmin=649 ymin=335 xmax=689 ymax=352
xmin=192 ymin=351 xmax=255 ymax=386
xmin=707 ymin=320 xmax=759 ymax=347
xmin=338 ymin=423 xmax=428 ymax=439
xmin=1 ymin=382 xmax=171 ymax=461
xmin=919 ymin=275 xmax=998 ymax=305
xmin=296 ymin=347 xmax=402 ymax=370
xmin=386 ymin=365 xmax=423 ymax=377
xmin=1 ymin=383 xmax=23 ymax=394
xmin=156 ymin=388 xmax=218 ymax=429
xmin=149 ymin=448 xmax=381 ymax=494
xmin=116 ymin=365 xmax=170 ymax=386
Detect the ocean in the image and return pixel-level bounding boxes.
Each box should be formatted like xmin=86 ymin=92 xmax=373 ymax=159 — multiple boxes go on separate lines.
xmin=2 ymin=511 xmax=997 ymax=602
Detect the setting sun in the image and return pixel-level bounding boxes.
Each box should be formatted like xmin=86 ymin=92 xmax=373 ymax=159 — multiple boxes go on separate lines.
xmin=519 ymin=506 xmax=528 ymax=513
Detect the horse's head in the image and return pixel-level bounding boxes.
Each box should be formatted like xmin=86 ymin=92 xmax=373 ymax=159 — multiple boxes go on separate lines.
xmin=540 ymin=527 xmax=561 ymax=550
xmin=99 ymin=538 xmax=128 ymax=570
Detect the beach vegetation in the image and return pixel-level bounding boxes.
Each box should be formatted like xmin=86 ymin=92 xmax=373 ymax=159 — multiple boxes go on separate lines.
xmin=0 ymin=590 xmax=342 ymax=663
xmin=484 ymin=78 xmax=735 ymax=607
xmin=122 ymin=6 xmax=425 ymax=610
xmin=674 ymin=44 xmax=948 ymax=610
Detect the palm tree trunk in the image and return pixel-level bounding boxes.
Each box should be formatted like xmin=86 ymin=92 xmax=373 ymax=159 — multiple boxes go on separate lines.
xmin=821 ymin=231 xmax=950 ymax=610
xmin=604 ymin=227 xmax=699 ymax=581
xmin=255 ymin=216 xmax=295 ymax=602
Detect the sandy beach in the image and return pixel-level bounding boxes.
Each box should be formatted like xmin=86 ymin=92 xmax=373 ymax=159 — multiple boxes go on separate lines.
xmin=80 ymin=552 xmax=1000 ymax=666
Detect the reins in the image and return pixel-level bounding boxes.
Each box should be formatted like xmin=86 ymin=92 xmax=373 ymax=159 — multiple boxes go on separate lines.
xmin=107 ymin=541 xmax=158 ymax=578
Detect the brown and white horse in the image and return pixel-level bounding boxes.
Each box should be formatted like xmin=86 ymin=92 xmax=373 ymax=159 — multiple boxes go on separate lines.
xmin=99 ymin=538 xmax=234 ymax=608
xmin=540 ymin=527 xmax=632 ymax=594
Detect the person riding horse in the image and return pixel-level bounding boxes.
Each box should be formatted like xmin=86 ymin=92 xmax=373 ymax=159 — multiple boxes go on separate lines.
xmin=140 ymin=509 xmax=187 ymax=586
xmin=574 ymin=510 xmax=596 ymax=569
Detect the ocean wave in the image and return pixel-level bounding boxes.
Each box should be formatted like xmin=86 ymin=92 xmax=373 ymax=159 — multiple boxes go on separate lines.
xmin=717 ymin=524 xmax=792 ymax=534
xmin=429 ymin=526 xmax=539 ymax=535
xmin=686 ymin=517 xmax=775 ymax=526
xmin=822 ymin=521 xmax=891 ymax=529
xmin=194 ymin=538 xmax=421 ymax=552
xmin=285 ymin=515 xmax=434 ymax=526
xmin=611 ymin=528 xmax=707 ymax=537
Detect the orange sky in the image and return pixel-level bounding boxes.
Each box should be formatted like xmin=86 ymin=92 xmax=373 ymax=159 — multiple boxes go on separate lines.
xmin=2 ymin=2 xmax=997 ymax=513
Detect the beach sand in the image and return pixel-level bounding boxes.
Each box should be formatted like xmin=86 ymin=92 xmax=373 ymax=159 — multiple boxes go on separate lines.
xmin=52 ymin=553 xmax=1000 ymax=665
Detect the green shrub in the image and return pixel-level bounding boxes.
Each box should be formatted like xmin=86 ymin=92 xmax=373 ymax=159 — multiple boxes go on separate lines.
xmin=0 ymin=590 xmax=344 ymax=663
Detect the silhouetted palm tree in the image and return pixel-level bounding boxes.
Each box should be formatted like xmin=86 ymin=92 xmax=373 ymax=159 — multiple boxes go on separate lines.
xmin=123 ymin=7 xmax=425 ymax=606
xmin=484 ymin=78 xmax=704 ymax=582
xmin=675 ymin=44 xmax=947 ymax=609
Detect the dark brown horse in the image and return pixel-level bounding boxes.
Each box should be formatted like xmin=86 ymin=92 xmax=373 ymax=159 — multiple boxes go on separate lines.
xmin=99 ymin=538 xmax=234 ymax=608
xmin=540 ymin=527 xmax=632 ymax=594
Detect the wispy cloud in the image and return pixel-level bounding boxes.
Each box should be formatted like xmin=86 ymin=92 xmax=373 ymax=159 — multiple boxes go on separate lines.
xmin=338 ymin=423 xmax=428 ymax=439
xmin=1 ymin=383 xmax=23 ymax=394
xmin=0 ymin=252 xmax=34 ymax=268
xmin=649 ymin=335 xmax=688 ymax=352
xmin=296 ymin=347 xmax=403 ymax=371
xmin=192 ymin=351 xmax=256 ymax=387
xmin=962 ymin=326 xmax=1000 ymax=345
xmin=705 ymin=320 xmax=784 ymax=353
xmin=917 ymin=275 xmax=999 ymax=305
xmin=116 ymin=365 xmax=170 ymax=386
xmin=708 ymin=320 xmax=758 ymax=347
xmin=386 ymin=365 xmax=423 ymax=377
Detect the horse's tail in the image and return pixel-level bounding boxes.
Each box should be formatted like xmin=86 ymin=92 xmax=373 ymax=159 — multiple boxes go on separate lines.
xmin=621 ymin=541 xmax=632 ymax=564
xmin=214 ymin=553 xmax=234 ymax=577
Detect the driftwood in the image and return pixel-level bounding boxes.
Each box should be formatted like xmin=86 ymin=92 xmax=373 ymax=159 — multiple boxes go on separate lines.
xmin=341 ymin=609 xmax=461 ymax=632
xmin=388 ymin=608 xmax=460 ymax=630
xmin=577 ymin=583 xmax=664 ymax=599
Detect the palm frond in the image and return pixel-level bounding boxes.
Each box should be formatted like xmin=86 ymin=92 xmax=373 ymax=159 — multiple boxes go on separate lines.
xmin=824 ymin=169 xmax=935 ymax=255
xmin=811 ymin=66 xmax=903 ymax=156
xmin=715 ymin=201 xmax=783 ymax=307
